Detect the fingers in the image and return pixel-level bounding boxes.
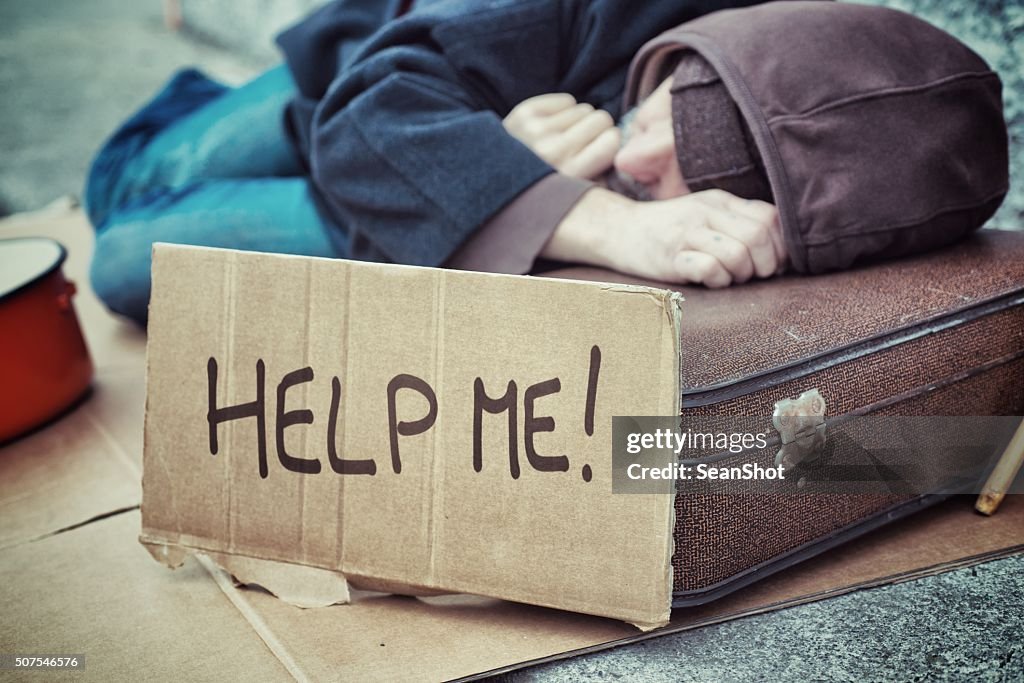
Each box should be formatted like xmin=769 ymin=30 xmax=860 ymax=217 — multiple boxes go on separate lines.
xmin=673 ymin=250 xmax=732 ymax=288
xmin=683 ymin=223 xmax=755 ymax=283
xmin=547 ymin=102 xmax=596 ymax=132
xmin=504 ymin=95 xmax=586 ymax=142
xmin=767 ymin=212 xmax=787 ymax=273
xmin=560 ymin=127 xmax=620 ymax=179
xmin=591 ymin=189 xmax=789 ymax=289
xmin=703 ymin=207 xmax=775 ymax=279
xmin=540 ymin=109 xmax=615 ymax=161
xmin=504 ymin=94 xmax=619 ymax=179
xmin=503 ymin=94 xmax=578 ymax=148
xmin=693 ymin=190 xmax=783 ymax=278
xmin=718 ymin=194 xmax=788 ymax=270
xmin=508 ymin=93 xmax=577 ymax=118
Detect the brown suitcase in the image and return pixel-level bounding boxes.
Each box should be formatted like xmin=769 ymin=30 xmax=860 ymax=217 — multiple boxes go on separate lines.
xmin=545 ymin=228 xmax=1024 ymax=605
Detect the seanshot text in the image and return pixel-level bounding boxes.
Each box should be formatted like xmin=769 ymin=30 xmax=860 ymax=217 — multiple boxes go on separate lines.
xmin=627 ymin=462 xmax=785 ymax=481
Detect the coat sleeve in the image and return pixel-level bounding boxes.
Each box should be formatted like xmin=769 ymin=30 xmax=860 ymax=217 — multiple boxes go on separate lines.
xmin=275 ymin=0 xmax=406 ymax=99
xmin=309 ymin=1 xmax=570 ymax=267
xmin=307 ymin=0 xmax=766 ymax=268
xmin=444 ymin=173 xmax=594 ymax=273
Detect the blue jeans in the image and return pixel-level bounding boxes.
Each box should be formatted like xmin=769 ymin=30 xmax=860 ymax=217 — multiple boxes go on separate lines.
xmin=85 ymin=65 xmax=340 ymax=324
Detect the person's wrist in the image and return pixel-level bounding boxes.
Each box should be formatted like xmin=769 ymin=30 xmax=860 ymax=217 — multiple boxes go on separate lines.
xmin=543 ymin=187 xmax=633 ymax=269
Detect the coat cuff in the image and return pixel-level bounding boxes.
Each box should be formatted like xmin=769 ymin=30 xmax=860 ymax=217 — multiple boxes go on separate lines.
xmin=445 ymin=174 xmax=594 ymax=274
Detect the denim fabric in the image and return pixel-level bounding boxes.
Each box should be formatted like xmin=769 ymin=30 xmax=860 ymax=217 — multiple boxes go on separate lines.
xmin=85 ymin=65 xmax=341 ymax=324
xmin=86 ymin=0 xmax=769 ymax=324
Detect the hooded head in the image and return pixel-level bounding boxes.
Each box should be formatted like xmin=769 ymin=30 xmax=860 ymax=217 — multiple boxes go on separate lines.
xmin=616 ymin=1 xmax=1009 ymax=273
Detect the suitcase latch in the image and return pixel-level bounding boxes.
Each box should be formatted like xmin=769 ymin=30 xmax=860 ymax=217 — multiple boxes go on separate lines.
xmin=773 ymin=389 xmax=826 ymax=470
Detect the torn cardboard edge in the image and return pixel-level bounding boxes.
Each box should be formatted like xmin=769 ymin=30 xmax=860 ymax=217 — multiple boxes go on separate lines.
xmin=141 ymin=539 xmax=455 ymax=607
xmin=204 ymin=551 xmax=352 ymax=608
xmin=141 ymin=244 xmax=683 ymax=629
xmin=140 ymin=515 xmax=671 ymax=633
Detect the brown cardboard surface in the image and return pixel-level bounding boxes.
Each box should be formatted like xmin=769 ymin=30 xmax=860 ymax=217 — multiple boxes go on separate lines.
xmin=82 ymin=364 xmax=147 ymax=468
xmin=211 ymin=495 xmax=1023 ymax=681
xmin=0 ymin=510 xmax=290 ymax=682
xmin=142 ymin=244 xmax=682 ymax=626
xmin=222 ymin=581 xmax=634 ymax=683
xmin=0 ymin=396 xmax=139 ymax=549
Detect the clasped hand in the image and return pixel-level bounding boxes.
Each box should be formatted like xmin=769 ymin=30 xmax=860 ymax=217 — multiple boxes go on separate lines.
xmin=503 ymin=93 xmax=787 ymax=286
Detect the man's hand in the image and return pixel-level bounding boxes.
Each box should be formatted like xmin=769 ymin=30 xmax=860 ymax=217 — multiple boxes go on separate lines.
xmin=503 ymin=93 xmax=620 ymax=180
xmin=543 ymin=188 xmax=787 ymax=287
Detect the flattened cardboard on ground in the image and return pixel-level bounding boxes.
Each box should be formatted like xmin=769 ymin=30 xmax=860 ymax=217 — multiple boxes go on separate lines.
xmin=201 ymin=495 xmax=1024 ymax=682
xmin=141 ymin=244 xmax=683 ymax=627
xmin=84 ymin=365 xmax=148 ymax=469
xmin=0 ymin=510 xmax=289 ymax=683
xmin=0 ymin=387 xmax=140 ymax=549
xmin=2 ymin=483 xmax=1019 ymax=683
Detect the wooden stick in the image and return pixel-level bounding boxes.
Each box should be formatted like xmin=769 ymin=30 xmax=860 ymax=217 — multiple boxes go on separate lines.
xmin=975 ymin=418 xmax=1024 ymax=516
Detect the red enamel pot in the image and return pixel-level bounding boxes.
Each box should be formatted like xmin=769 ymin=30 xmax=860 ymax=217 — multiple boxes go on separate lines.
xmin=0 ymin=237 xmax=93 ymax=443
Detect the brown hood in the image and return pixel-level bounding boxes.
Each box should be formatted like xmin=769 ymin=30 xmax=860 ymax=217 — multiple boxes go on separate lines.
xmin=623 ymin=1 xmax=1009 ymax=274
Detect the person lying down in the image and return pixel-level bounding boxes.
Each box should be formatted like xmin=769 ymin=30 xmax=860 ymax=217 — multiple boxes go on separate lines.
xmin=84 ymin=0 xmax=1008 ymax=325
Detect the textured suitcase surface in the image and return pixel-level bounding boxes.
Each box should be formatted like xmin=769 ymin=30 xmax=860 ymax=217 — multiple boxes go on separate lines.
xmin=546 ymin=228 xmax=1024 ymax=603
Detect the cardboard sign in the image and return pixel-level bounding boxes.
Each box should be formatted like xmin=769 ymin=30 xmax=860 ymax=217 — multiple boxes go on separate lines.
xmin=140 ymin=244 xmax=683 ymax=627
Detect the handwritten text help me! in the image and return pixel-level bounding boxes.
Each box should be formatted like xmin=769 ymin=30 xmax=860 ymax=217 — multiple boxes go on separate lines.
xmin=206 ymin=346 xmax=604 ymax=483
